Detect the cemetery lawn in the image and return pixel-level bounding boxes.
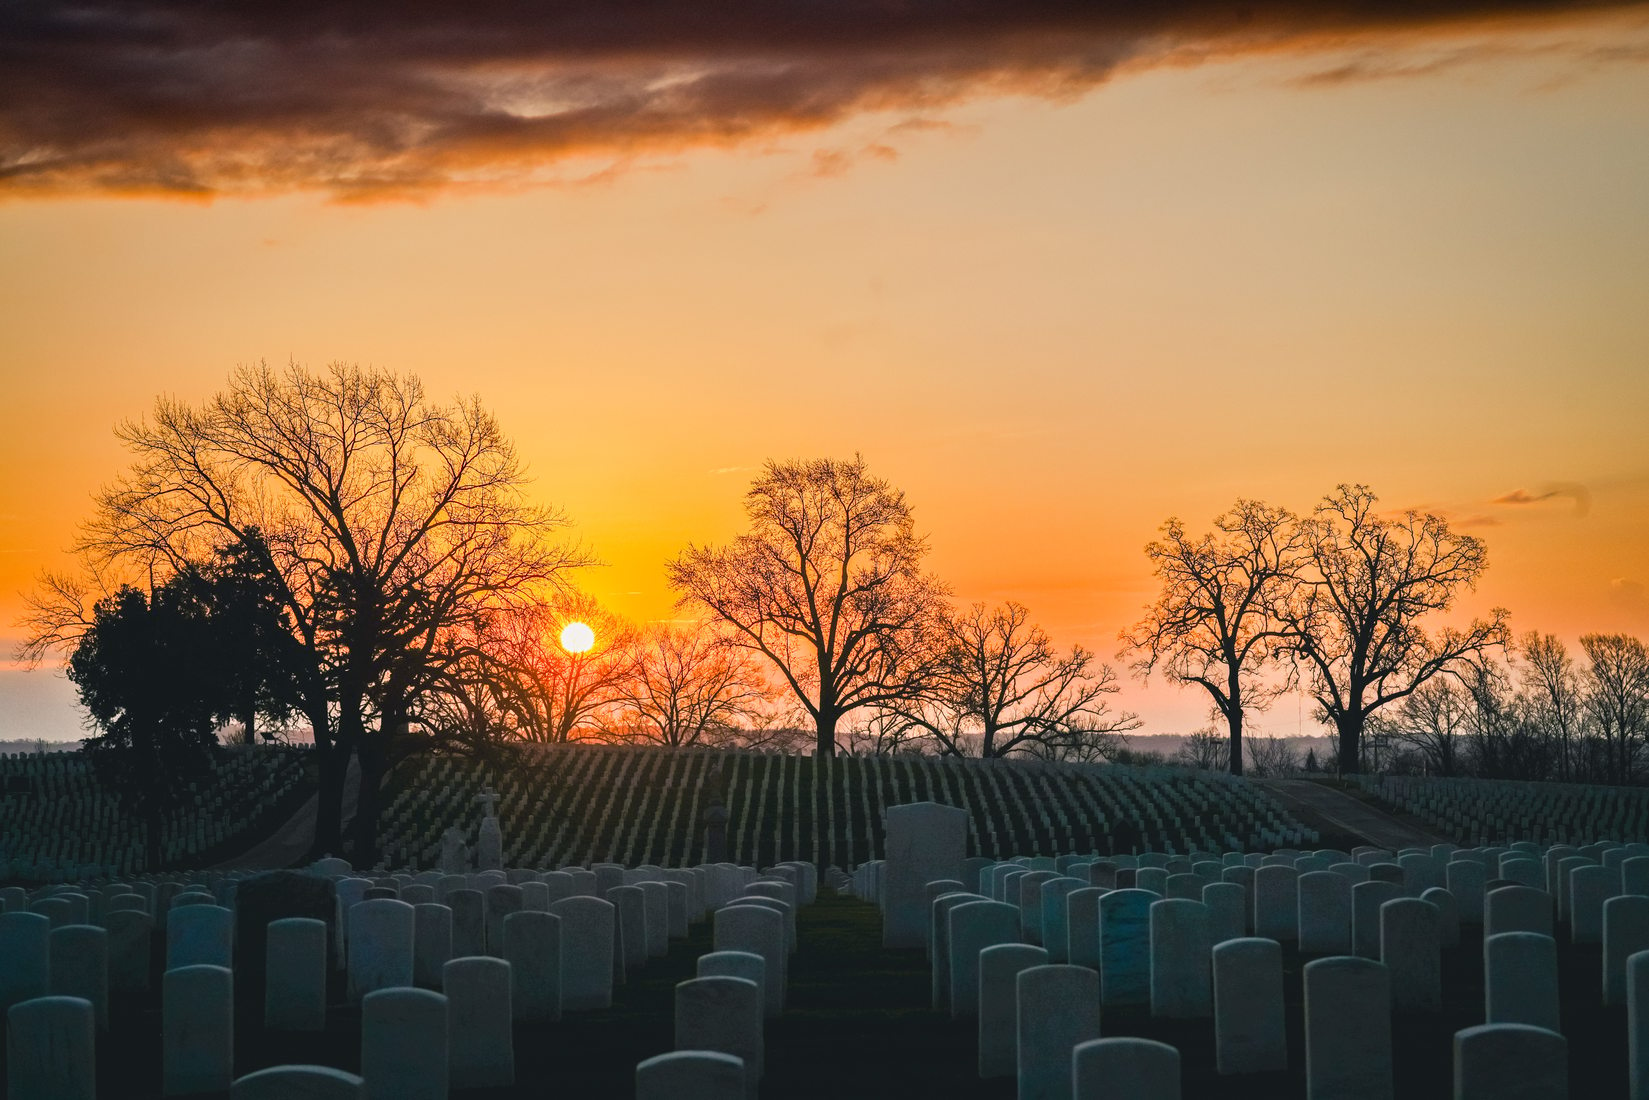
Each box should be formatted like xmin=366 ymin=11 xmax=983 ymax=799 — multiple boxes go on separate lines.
xmin=80 ymin=887 xmax=1632 ymax=1097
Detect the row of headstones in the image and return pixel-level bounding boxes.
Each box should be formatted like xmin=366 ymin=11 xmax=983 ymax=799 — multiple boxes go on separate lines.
xmin=912 ymin=843 xmax=1649 ymax=1098
xmin=639 ymin=864 xmax=830 ymax=1100
xmin=2 ymin=858 xmax=819 ymax=1098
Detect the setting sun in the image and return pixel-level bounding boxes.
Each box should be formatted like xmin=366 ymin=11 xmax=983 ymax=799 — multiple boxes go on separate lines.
xmin=560 ymin=621 xmax=596 ymax=654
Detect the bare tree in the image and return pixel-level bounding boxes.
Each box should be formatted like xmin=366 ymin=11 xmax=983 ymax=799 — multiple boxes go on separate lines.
xmin=1517 ymin=632 xmax=1586 ymax=781
xmin=1244 ymin=735 xmax=1302 ymax=777
xmin=1378 ymin=678 xmax=1468 ymax=776
xmin=1126 ymin=500 xmax=1301 ymax=776
xmin=668 ymin=455 xmax=949 ymax=757
xmin=1283 ymin=485 xmax=1509 ymax=774
xmin=1176 ymin=727 xmax=1231 ymax=771
xmin=23 ymin=362 xmax=588 ymax=862
xmin=607 ymin=622 xmax=773 ymax=748
xmin=892 ymin=601 xmax=1139 ymax=760
xmin=1581 ymin=633 xmax=1649 ymax=784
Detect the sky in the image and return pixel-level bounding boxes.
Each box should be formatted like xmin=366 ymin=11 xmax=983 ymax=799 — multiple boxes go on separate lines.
xmin=3 ymin=1 xmax=1648 ymax=742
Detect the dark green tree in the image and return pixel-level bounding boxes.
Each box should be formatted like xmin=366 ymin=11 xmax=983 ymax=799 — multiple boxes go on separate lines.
xmin=68 ymin=583 xmax=224 ymax=869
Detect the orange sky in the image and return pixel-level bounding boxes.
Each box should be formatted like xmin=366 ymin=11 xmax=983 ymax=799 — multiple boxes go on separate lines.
xmin=3 ymin=9 xmax=1647 ymax=741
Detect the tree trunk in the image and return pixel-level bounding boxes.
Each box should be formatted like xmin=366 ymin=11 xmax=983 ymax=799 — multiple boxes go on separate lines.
xmin=240 ymin=692 xmax=257 ymax=746
xmin=816 ymin=711 xmax=838 ymax=757
xmin=351 ymin=736 xmax=387 ymax=869
xmin=1226 ymin=678 xmax=1244 ymax=778
xmin=1336 ymin=713 xmax=1363 ymax=775
xmin=309 ymin=739 xmax=350 ymax=860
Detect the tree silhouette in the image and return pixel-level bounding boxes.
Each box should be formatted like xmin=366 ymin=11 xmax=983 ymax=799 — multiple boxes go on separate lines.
xmin=885 ymin=601 xmax=1138 ymax=759
xmin=608 ymin=623 xmax=773 ymax=749
xmin=668 ymin=455 xmax=949 ymax=757
xmin=1580 ymin=633 xmax=1649 ymax=784
xmin=68 ymin=583 xmax=224 ymax=868
xmin=1126 ymin=500 xmax=1301 ymax=776
xmin=30 ymin=362 xmax=588 ymax=863
xmin=1283 ymin=485 xmax=1509 ymax=774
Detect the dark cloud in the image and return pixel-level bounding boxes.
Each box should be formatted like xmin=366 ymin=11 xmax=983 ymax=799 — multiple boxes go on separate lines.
xmin=0 ymin=0 xmax=1638 ymax=199
xmin=1492 ymin=483 xmax=1593 ymax=515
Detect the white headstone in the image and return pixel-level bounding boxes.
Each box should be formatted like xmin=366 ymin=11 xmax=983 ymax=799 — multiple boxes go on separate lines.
xmin=881 ymin=802 xmax=968 ymax=951
xmin=47 ymin=925 xmax=107 ymax=1032
xmin=1072 ymin=1037 xmax=1179 ymax=1100
xmin=1352 ymin=881 xmax=1403 ymax=959
xmin=1099 ymin=889 xmax=1158 ymax=1008
xmin=232 ymin=1065 xmax=363 ymax=1099
xmin=610 ymin=886 xmax=648 ymax=976
xmin=548 ymin=896 xmax=615 ymax=1011
xmin=6 ymin=995 xmax=96 ymax=1100
xmin=1150 ymin=898 xmax=1211 ymax=1019
xmin=1484 ymin=931 xmax=1559 ymax=1031
xmin=447 ymin=889 xmax=486 ymax=958
xmin=164 ymin=964 xmax=234 ymax=1095
xmin=106 ymin=909 xmax=153 ymax=995
xmin=265 ymin=917 xmax=327 ymax=1032
xmin=167 ymin=904 xmax=234 ymax=971
xmin=636 ymin=1051 xmax=745 ymax=1100
xmin=713 ymin=904 xmax=785 ymax=1018
xmin=484 ymin=884 xmax=523 ymax=957
xmin=1213 ymin=938 xmax=1287 ymax=1075
xmin=347 ymin=899 xmax=415 ymax=1003
xmin=1381 ymin=898 xmax=1441 ymax=1013
xmin=949 ymin=900 xmax=1021 ymax=1019
xmin=1203 ymin=882 xmax=1246 ymax=947
xmin=443 ymin=956 xmax=514 ymax=1090
xmin=1253 ymin=865 xmax=1299 ymax=942
xmin=1570 ymin=865 xmax=1611 ymax=945
xmin=1606 ymin=897 xmax=1649 ymax=1008
xmin=931 ymin=892 xmax=986 ymax=1010
xmin=1065 ymin=887 xmax=1106 ymax=972
xmin=1304 ymin=955 xmax=1392 ymax=1100
xmin=1298 ymin=871 xmax=1353 ymax=955
xmin=502 ymin=910 xmax=561 ymax=1023
xmin=1453 ymin=1023 xmax=1567 ymax=1100
xmin=675 ymin=976 xmax=762 ymax=1098
xmin=978 ymin=943 xmax=1048 ymax=1079
xmin=1018 ymin=964 xmax=1100 ymax=1100
xmin=361 ymin=987 xmax=447 ymax=1100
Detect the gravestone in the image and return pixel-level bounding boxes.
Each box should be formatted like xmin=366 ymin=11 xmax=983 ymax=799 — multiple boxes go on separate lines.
xmin=1203 ymin=882 xmax=1246 ymax=947
xmin=232 ymin=1065 xmax=363 ymax=1099
xmin=1099 ymin=889 xmax=1159 ymax=1008
xmin=413 ymin=904 xmax=453 ymax=991
xmin=0 ymin=912 xmax=50 ymax=1014
xmin=447 ymin=889 xmax=486 ymax=958
xmin=931 ymin=892 xmax=986 ymax=1010
xmin=1484 ymin=931 xmax=1558 ymax=1031
xmin=1298 ymin=871 xmax=1353 ymax=955
xmin=1150 ymin=898 xmax=1211 ymax=1018
xmin=978 ymin=944 xmax=1048 ymax=1079
xmin=548 ymin=896 xmax=615 ymax=1011
xmin=1453 ymin=1023 xmax=1567 ymax=1100
xmin=714 ymin=904 xmax=785 ymax=1017
xmin=1254 ymin=865 xmax=1300 ymax=942
xmin=105 ymin=909 xmax=152 ymax=995
xmin=503 ymin=911 xmax=561 ymax=1023
xmin=361 ymin=987 xmax=447 ymax=1100
xmin=1304 ymin=956 xmax=1392 ymax=1100
xmin=950 ymin=900 xmax=1021 ymax=1018
xmin=640 ymin=881 xmax=671 ymax=958
xmin=1066 ymin=887 xmax=1105 ymax=972
xmin=164 ymin=964 xmax=234 ymax=1095
xmin=1213 ymin=938 xmax=1287 ymax=1075
xmin=1018 ymin=965 xmax=1100 ymax=1100
xmin=1570 ymin=865 xmax=1611 ymax=945
xmin=675 ymin=976 xmax=762 ymax=1099
xmin=1448 ymin=860 xmax=1487 ymax=925
xmin=1485 ymin=886 xmax=1553 ymax=938
xmin=475 ymin=789 xmax=504 ymax=873
xmin=439 ymin=827 xmax=470 ymax=875
xmin=484 ymin=884 xmax=524 ymax=957
xmin=1421 ymin=887 xmax=1460 ymax=949
xmin=699 ymin=950 xmax=766 ymax=1020
xmin=168 ymin=904 xmax=234 ymax=971
xmin=444 ymin=956 xmax=514 ymax=1090
xmin=348 ymin=899 xmax=415 ymax=1002
xmin=636 ymin=1051 xmax=745 ymax=1100
xmin=1352 ymin=881 xmax=1403 ymax=959
xmin=883 ymin=802 xmax=969 ymax=949
xmin=265 ymin=918 xmax=328 ymax=1031
xmin=1605 ymin=897 xmax=1649 ymax=1007
xmin=7 ymin=995 xmax=96 ymax=1100
xmin=924 ymin=880 xmax=967 ymax=961
xmin=1072 ymin=1037 xmax=1179 ymax=1100
xmin=48 ymin=925 xmax=107 ymax=1032
xmin=1381 ymin=898 xmax=1442 ymax=1012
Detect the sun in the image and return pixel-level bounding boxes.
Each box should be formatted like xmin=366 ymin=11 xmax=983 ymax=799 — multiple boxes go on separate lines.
xmin=559 ymin=621 xmax=596 ymax=654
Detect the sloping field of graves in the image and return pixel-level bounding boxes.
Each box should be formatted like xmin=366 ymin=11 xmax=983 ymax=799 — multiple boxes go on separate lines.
xmin=376 ymin=747 xmax=1317 ymax=871
xmin=1355 ymin=773 xmax=1649 ymax=848
xmin=0 ymin=747 xmax=312 ymax=881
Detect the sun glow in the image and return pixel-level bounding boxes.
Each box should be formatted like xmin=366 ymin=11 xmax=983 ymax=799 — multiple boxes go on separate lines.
xmin=560 ymin=621 xmax=596 ymax=654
